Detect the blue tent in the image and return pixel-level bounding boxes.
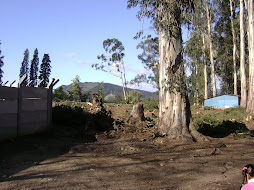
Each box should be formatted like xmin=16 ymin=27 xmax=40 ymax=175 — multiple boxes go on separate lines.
xmin=204 ymin=95 xmax=239 ymax=108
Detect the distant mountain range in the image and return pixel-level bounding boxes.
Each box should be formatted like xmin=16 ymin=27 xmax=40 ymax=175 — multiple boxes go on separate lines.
xmin=61 ymin=82 xmax=158 ymax=98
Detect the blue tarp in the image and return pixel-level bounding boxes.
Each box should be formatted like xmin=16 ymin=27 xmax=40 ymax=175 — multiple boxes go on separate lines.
xmin=204 ymin=95 xmax=239 ymax=108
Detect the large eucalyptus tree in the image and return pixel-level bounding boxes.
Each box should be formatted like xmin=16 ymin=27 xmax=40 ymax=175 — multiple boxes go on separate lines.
xmin=247 ymin=0 xmax=254 ymax=113
xmin=127 ymin=0 xmax=207 ymax=141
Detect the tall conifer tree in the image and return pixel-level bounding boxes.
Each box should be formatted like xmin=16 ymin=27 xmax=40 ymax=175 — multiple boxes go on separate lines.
xmin=19 ymin=49 xmax=29 ymax=86
xmin=30 ymin=48 xmax=39 ymax=86
xmin=0 ymin=41 xmax=4 ymax=83
xmin=39 ymin=54 xmax=51 ymax=87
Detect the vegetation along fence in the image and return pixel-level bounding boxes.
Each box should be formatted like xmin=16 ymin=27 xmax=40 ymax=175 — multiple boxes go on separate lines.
xmin=0 ymin=75 xmax=59 ymax=142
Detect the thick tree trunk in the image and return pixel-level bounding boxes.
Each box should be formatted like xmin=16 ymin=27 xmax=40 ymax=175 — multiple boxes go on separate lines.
xmin=202 ymin=34 xmax=208 ymax=100
xmin=230 ymin=0 xmax=238 ymax=95
xmin=195 ymin=62 xmax=199 ymax=106
xmin=240 ymin=0 xmax=247 ymax=107
xmin=206 ymin=1 xmax=216 ymax=97
xmin=158 ymin=8 xmax=208 ymax=142
xmin=247 ymin=0 xmax=254 ymax=113
xmin=130 ymin=103 xmax=145 ymax=121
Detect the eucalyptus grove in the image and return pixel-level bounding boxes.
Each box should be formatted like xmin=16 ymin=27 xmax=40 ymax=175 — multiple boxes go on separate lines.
xmin=127 ymin=0 xmax=208 ymax=141
xmin=247 ymin=0 xmax=254 ymax=113
xmin=240 ymin=0 xmax=247 ymax=107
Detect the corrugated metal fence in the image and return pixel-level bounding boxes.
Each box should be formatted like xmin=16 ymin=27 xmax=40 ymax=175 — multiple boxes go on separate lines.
xmin=0 ymin=75 xmax=58 ymax=142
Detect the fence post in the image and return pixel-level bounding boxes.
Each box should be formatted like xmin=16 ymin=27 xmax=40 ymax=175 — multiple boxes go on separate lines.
xmin=17 ymin=74 xmax=27 ymax=137
xmin=47 ymin=78 xmax=59 ymax=127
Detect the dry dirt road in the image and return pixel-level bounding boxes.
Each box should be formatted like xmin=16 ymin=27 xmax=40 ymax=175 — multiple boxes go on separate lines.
xmin=0 ymin=130 xmax=253 ymax=190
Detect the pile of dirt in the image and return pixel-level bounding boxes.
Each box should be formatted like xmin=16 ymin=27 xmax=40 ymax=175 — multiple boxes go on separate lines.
xmin=86 ymin=93 xmax=114 ymax=132
xmin=96 ymin=103 xmax=158 ymax=142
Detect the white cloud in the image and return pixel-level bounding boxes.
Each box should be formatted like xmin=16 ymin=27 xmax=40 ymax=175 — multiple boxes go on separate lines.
xmin=128 ymin=83 xmax=157 ymax=92
xmin=64 ymin=52 xmax=77 ymax=58
xmin=77 ymin=60 xmax=87 ymax=65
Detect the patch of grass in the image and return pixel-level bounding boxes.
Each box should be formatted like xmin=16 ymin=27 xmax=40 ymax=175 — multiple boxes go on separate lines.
xmin=143 ymin=100 xmax=159 ymax=112
xmin=193 ymin=107 xmax=251 ymax=138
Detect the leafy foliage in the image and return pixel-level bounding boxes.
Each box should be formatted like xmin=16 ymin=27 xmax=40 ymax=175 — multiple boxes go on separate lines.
xmin=69 ymin=75 xmax=83 ymax=101
xmin=131 ymin=36 xmax=159 ymax=90
xmin=39 ymin=54 xmax=51 ymax=87
xmin=93 ymin=38 xmax=125 ymax=77
xmin=52 ymin=104 xmax=87 ymax=127
xmin=19 ymin=49 xmax=29 ymax=86
xmin=53 ymin=86 xmax=67 ymax=101
xmin=0 ymin=41 xmax=4 ymax=83
xmin=128 ymin=89 xmax=142 ymax=103
xmin=93 ymin=38 xmax=128 ymax=102
xmin=98 ymin=81 xmax=105 ymax=101
xmin=29 ymin=48 xmax=39 ymax=86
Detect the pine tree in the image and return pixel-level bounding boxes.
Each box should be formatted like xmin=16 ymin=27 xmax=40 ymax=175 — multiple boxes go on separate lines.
xmin=19 ymin=49 xmax=29 ymax=86
xmin=71 ymin=75 xmax=82 ymax=101
xmin=0 ymin=41 xmax=4 ymax=83
xmin=29 ymin=48 xmax=39 ymax=86
xmin=98 ymin=81 xmax=105 ymax=101
xmin=39 ymin=54 xmax=51 ymax=87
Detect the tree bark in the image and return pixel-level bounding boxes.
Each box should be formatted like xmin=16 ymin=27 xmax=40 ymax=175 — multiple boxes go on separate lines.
xmin=202 ymin=33 xmax=208 ymax=100
xmin=240 ymin=0 xmax=247 ymax=107
xmin=206 ymin=1 xmax=216 ymax=97
xmin=195 ymin=62 xmax=199 ymax=106
xmin=130 ymin=103 xmax=145 ymax=121
xmin=247 ymin=0 xmax=254 ymax=113
xmin=230 ymin=0 xmax=238 ymax=96
xmin=158 ymin=6 xmax=208 ymax=142
xmin=118 ymin=59 xmax=128 ymax=103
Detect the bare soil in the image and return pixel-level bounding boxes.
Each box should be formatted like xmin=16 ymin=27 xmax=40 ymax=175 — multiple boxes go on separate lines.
xmin=1 ymin=105 xmax=254 ymax=190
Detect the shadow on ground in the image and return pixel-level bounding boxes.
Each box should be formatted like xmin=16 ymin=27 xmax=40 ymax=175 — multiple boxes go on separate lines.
xmin=0 ymin=125 xmax=96 ymax=183
xmin=197 ymin=120 xmax=249 ymax=138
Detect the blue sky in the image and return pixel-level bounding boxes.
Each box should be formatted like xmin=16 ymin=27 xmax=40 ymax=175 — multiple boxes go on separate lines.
xmin=1 ymin=0 xmax=158 ymax=91
xmin=1 ymin=0 xmax=191 ymax=92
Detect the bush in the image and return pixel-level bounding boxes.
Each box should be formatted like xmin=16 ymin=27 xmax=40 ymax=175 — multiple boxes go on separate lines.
xmin=52 ymin=104 xmax=88 ymax=127
xmin=143 ymin=98 xmax=159 ymax=112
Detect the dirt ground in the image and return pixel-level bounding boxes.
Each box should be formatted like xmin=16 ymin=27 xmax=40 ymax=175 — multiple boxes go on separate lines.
xmin=1 ymin=105 xmax=254 ymax=190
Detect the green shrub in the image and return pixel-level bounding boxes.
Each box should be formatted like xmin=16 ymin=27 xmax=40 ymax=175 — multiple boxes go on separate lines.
xmin=52 ymin=104 xmax=87 ymax=127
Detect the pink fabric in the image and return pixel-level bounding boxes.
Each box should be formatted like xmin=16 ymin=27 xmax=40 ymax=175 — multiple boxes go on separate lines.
xmin=242 ymin=182 xmax=254 ymax=190
xmin=243 ymin=167 xmax=248 ymax=171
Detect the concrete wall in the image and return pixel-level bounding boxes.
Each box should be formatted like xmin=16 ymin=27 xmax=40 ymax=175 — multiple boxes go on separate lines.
xmin=0 ymin=86 xmax=53 ymax=141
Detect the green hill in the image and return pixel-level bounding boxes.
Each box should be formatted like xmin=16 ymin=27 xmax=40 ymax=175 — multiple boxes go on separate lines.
xmin=61 ymin=82 xmax=157 ymax=98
